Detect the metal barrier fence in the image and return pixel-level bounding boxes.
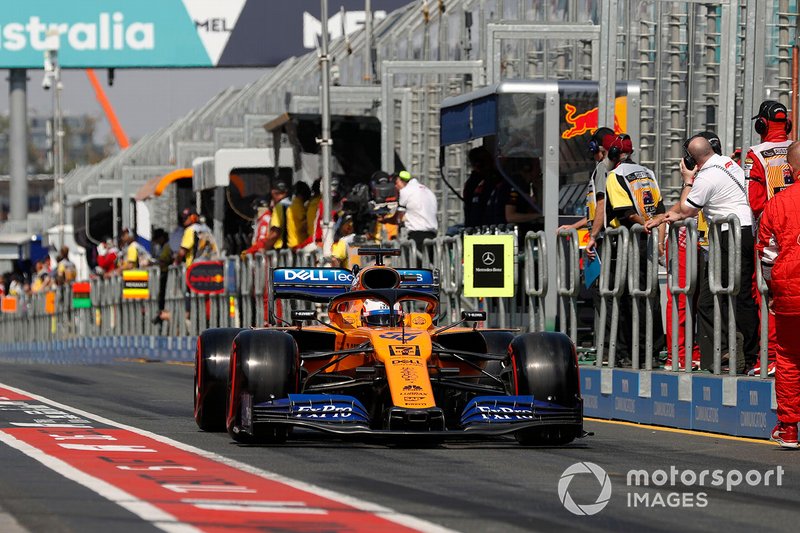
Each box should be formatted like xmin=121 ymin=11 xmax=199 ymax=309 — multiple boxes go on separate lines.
xmin=0 ymin=221 xmax=773 ymax=379
xmin=708 ymin=214 xmax=742 ymax=376
xmin=666 ymin=218 xmax=699 ymax=373
xmin=527 ymin=231 xmax=548 ymax=334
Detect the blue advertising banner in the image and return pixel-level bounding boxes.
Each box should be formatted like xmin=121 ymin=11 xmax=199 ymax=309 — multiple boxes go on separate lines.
xmin=0 ymin=1 xmax=411 ymax=68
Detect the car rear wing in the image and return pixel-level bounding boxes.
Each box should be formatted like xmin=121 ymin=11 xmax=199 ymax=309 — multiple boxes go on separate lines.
xmin=271 ymin=268 xmax=354 ymax=303
xmin=395 ymin=269 xmax=439 ymax=296
xmin=269 ymin=267 xmax=439 ymax=303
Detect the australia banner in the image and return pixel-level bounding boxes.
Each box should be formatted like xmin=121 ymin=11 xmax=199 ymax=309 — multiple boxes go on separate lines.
xmin=0 ymin=0 xmax=411 ymax=68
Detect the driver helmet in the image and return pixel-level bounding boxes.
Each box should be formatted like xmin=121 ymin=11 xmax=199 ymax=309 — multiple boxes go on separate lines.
xmin=362 ymin=299 xmax=393 ymax=327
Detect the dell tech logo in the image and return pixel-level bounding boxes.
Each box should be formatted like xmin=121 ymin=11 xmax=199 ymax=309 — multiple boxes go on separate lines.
xmin=558 ymin=462 xmax=612 ymax=516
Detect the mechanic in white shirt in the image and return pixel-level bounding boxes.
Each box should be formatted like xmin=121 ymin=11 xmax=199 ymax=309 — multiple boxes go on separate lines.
xmin=391 ymin=170 xmax=438 ymax=253
xmin=646 ymin=135 xmax=759 ymax=372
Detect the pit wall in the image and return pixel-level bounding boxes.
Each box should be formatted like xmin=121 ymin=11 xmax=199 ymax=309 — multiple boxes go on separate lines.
xmin=580 ymin=367 xmax=777 ymax=439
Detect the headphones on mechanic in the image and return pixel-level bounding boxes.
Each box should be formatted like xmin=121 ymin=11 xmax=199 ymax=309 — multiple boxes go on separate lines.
xmin=607 ymin=133 xmax=632 ymax=162
xmin=683 ymin=131 xmax=722 ymax=171
xmin=754 ymin=100 xmax=793 ymax=136
xmin=588 ymin=127 xmax=614 ymax=155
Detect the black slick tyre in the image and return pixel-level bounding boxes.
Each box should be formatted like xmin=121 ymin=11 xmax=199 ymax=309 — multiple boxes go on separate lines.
xmin=194 ymin=328 xmax=242 ymax=431
xmin=226 ymin=330 xmax=299 ymax=444
xmin=508 ymin=332 xmax=581 ymax=445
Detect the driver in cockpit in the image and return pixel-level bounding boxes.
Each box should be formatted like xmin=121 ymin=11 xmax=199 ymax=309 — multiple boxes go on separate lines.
xmin=362 ymin=299 xmax=402 ymax=327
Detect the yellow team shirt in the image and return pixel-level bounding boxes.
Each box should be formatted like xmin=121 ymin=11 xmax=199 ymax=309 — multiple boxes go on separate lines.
xmin=180 ymin=227 xmax=196 ymax=265
xmin=286 ymin=196 xmax=308 ymax=249
xmin=332 ymin=239 xmax=348 ymax=268
xmin=306 ymin=196 xmax=321 ymax=242
xmin=270 ymin=201 xmax=288 ymax=250
xmin=604 ymin=163 xmax=662 ymax=227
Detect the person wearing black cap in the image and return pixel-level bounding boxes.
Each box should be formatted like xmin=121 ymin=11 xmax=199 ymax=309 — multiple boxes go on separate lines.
xmin=564 ymin=126 xmax=613 ymax=358
xmin=745 ymin=100 xmax=793 ymax=375
xmin=566 ymin=126 xmax=614 ymax=258
xmin=746 ymin=100 xmax=793 ymax=222
xmin=602 ymin=132 xmax=666 ymax=366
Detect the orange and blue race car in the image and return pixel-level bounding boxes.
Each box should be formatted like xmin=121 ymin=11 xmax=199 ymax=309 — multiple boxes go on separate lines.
xmin=194 ymin=249 xmax=583 ymax=445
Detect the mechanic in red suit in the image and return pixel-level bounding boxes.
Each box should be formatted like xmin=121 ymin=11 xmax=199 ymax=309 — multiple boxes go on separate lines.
xmin=242 ymin=198 xmax=272 ymax=256
xmin=746 ymin=100 xmax=794 ymax=376
xmin=756 ymin=139 xmax=800 ymax=448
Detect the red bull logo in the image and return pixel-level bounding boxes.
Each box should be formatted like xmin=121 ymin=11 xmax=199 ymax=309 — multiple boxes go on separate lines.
xmin=562 ymin=98 xmax=627 ymax=139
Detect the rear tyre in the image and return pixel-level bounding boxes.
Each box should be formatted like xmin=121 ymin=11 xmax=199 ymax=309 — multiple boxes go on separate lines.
xmin=194 ymin=328 xmax=242 ymax=431
xmin=226 ymin=330 xmax=299 ymax=444
xmin=508 ymin=332 xmax=581 ymax=446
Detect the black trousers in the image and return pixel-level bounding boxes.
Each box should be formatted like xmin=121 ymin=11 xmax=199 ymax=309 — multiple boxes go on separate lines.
xmin=409 ymin=230 xmax=437 ymax=261
xmin=697 ymin=227 xmax=760 ymax=371
xmin=605 ymin=233 xmax=666 ymax=365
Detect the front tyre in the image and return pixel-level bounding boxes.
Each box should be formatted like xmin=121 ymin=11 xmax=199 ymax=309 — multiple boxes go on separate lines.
xmin=226 ymin=330 xmax=299 ymax=444
xmin=194 ymin=328 xmax=242 ymax=431
xmin=509 ymin=332 xmax=581 ymax=446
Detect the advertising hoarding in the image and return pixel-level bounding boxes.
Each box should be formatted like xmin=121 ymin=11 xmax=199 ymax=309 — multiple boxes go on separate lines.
xmin=0 ymin=1 xmax=410 ymax=68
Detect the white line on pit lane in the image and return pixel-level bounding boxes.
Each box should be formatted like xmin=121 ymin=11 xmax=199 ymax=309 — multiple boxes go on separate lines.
xmin=0 ymin=382 xmax=459 ymax=533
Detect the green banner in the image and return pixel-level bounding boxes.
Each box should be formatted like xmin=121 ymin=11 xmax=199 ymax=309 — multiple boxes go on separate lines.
xmin=72 ymin=297 xmax=91 ymax=309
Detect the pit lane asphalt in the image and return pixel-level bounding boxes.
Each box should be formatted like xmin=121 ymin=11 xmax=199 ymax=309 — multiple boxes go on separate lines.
xmin=0 ymin=360 xmax=797 ymax=533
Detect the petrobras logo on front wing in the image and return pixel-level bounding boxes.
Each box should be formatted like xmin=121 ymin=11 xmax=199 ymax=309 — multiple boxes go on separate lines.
xmin=276 ymin=269 xmax=353 ymax=284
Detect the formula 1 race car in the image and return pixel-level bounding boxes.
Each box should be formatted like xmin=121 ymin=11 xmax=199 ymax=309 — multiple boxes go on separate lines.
xmin=194 ymin=249 xmax=583 ymax=445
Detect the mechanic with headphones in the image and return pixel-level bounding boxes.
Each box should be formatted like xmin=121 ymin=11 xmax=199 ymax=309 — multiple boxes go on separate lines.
xmin=746 ymin=100 xmax=794 ymax=221
xmin=647 ymin=135 xmax=757 ymax=373
xmin=602 ymin=132 xmax=666 ymax=366
xmin=745 ymin=100 xmax=794 ymax=376
xmin=561 ymin=126 xmax=614 ymax=259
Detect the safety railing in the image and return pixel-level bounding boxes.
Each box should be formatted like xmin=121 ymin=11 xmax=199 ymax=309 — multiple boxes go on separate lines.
xmin=665 ymin=218 xmax=699 ymax=373
xmin=755 ymin=257 xmax=770 ymax=379
xmin=525 ymin=231 xmax=548 ymax=333
xmin=437 ymin=236 xmax=463 ymax=323
xmin=595 ymin=226 xmax=630 ymax=368
xmin=554 ymin=230 xmax=578 ymax=340
xmin=708 ymin=214 xmax=742 ymax=376
xmin=0 ymin=222 xmax=775 ymax=380
xmin=628 ymin=224 xmax=661 ymax=370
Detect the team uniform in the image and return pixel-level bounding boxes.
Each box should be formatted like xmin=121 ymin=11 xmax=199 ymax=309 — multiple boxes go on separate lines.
xmin=123 ymin=241 xmax=152 ymax=269
xmin=268 ymin=197 xmax=292 ymax=251
xmin=755 ymin=180 xmax=800 ymax=446
xmin=586 ymin=161 xmax=607 ymax=232
xmin=286 ymin=195 xmax=309 ymax=250
xmin=745 ymin=138 xmax=793 ymax=371
xmin=180 ymin=223 xmax=219 ymax=266
xmin=686 ymin=154 xmax=759 ymax=371
xmin=245 ymin=209 xmax=272 ymax=255
xmin=746 ymin=140 xmax=793 ymax=221
xmin=604 ymin=160 xmax=666 ymax=364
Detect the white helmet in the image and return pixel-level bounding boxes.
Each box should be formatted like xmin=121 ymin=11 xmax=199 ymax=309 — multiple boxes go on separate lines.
xmin=362 ymin=299 xmax=393 ymax=326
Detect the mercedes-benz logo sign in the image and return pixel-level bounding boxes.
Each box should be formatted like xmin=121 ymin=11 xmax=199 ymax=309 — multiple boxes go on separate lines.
xmin=558 ymin=462 xmax=612 ymax=516
xmin=481 ymin=251 xmax=496 ymax=266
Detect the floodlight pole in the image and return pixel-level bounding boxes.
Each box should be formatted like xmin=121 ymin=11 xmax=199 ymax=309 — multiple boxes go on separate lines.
xmin=45 ymin=46 xmax=65 ymax=249
xmin=55 ymin=59 xmax=65 ymax=249
xmin=8 ymin=69 xmax=28 ymax=226
xmin=320 ymin=0 xmax=334 ymax=257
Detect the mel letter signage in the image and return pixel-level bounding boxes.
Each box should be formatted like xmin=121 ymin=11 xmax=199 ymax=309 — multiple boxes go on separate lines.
xmin=463 ymin=234 xmax=515 ymax=298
